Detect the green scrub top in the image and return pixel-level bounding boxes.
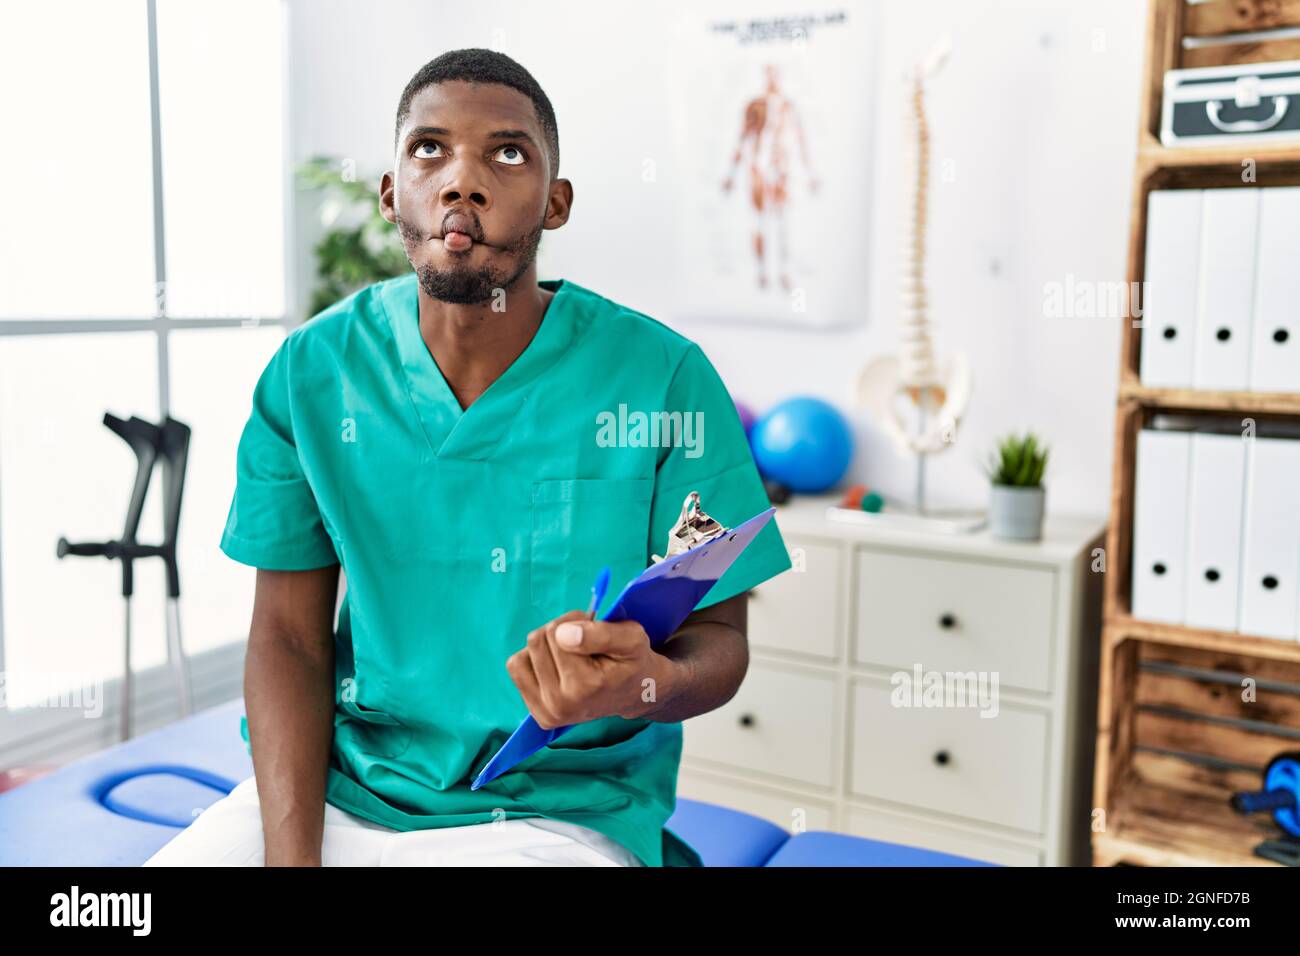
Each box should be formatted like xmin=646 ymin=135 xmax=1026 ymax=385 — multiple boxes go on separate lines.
xmin=221 ymin=273 xmax=791 ymax=867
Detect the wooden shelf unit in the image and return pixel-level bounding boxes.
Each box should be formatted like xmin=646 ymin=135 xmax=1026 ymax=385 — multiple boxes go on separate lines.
xmin=1109 ymin=615 xmax=1300 ymax=666
xmin=1094 ymin=0 xmax=1300 ymax=868
xmin=1138 ymin=138 xmax=1300 ymax=172
xmin=1117 ymin=383 xmax=1300 ymax=416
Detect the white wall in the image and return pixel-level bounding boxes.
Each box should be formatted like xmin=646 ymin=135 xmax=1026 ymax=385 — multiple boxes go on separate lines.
xmin=287 ymin=0 xmax=1145 ymax=516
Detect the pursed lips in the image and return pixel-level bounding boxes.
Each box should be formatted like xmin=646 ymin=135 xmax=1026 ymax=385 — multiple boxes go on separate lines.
xmin=439 ymin=212 xmax=484 ymax=250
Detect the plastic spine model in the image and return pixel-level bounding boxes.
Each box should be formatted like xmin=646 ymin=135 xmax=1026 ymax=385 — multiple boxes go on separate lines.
xmin=859 ymin=36 xmax=970 ymax=460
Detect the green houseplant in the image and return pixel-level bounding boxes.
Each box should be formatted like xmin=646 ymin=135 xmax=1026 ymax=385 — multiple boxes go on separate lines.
xmin=982 ymin=431 xmax=1049 ymax=541
xmin=297 ymin=156 xmax=409 ymax=317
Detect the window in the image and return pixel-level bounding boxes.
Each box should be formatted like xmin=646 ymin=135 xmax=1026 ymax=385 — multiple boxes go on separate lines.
xmin=0 ymin=1 xmax=290 ymax=716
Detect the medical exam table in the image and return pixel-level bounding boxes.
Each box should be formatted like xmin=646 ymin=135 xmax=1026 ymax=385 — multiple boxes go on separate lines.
xmin=0 ymin=699 xmax=992 ymax=867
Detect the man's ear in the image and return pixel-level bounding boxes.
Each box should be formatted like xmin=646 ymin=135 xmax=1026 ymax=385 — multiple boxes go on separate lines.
xmin=379 ymin=171 xmax=397 ymax=224
xmin=543 ymin=178 xmax=573 ymax=231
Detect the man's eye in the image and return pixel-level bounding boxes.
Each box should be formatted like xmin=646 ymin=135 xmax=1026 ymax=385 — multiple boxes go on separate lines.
xmin=413 ymin=141 xmax=442 ymax=159
xmin=495 ymin=145 xmax=526 ymax=166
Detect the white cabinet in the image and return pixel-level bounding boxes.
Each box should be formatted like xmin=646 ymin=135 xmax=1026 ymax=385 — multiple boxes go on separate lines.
xmin=676 ymin=768 xmax=836 ymax=833
xmin=683 ymin=661 xmax=837 ymax=789
xmin=748 ymin=541 xmax=841 ymax=660
xmin=850 ymin=680 xmax=1049 ymax=834
xmin=679 ymin=497 xmax=1105 ymax=866
xmin=854 ymin=550 xmax=1057 ymax=692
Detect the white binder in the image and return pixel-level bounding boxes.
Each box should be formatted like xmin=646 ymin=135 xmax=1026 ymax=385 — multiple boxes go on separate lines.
xmin=1131 ymin=429 xmax=1192 ymax=623
xmin=1249 ymin=187 xmax=1300 ymax=393
xmin=1184 ymin=432 xmax=1248 ymax=631
xmin=1238 ymin=437 xmax=1300 ymax=640
xmin=1140 ymin=190 xmax=1201 ymax=389
xmin=1193 ymin=189 xmax=1258 ymax=391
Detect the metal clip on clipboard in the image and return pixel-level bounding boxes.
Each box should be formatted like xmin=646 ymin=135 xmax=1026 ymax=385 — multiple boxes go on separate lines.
xmin=653 ymin=491 xmax=726 ymax=563
xmin=470 ymin=491 xmax=776 ymax=790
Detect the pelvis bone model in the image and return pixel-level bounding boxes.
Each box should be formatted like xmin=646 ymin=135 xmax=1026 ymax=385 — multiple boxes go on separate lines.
xmin=859 ymin=36 xmax=970 ymax=458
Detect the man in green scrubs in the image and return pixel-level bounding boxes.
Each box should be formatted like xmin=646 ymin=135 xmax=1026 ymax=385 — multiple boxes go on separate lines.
xmin=222 ymin=48 xmax=790 ymax=867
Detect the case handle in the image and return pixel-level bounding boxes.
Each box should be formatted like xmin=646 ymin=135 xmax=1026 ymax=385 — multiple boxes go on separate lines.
xmin=1206 ymin=96 xmax=1289 ymax=134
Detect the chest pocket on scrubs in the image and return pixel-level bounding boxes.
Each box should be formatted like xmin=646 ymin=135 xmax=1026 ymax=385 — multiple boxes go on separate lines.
xmin=529 ymin=478 xmax=653 ymax=616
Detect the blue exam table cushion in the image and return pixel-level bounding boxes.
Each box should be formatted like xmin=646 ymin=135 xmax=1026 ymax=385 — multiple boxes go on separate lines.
xmin=0 ymin=697 xmax=996 ymax=867
xmin=664 ymin=798 xmax=790 ymax=867
xmin=0 ymin=698 xmax=251 ymax=866
xmin=764 ymin=830 xmax=998 ymax=867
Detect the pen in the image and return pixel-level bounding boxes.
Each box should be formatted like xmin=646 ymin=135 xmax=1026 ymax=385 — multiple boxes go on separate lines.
xmin=587 ymin=566 xmax=611 ymax=620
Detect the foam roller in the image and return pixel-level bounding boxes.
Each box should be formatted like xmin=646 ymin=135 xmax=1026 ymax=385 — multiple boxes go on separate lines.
xmin=1231 ymin=752 xmax=1300 ymax=838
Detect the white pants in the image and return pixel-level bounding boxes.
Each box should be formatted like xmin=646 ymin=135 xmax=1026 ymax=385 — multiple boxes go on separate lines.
xmin=142 ymin=776 xmax=643 ymax=867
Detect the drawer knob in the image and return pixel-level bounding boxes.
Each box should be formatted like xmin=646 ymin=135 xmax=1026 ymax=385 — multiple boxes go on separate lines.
xmin=738 ymin=713 xmax=756 ymax=728
xmin=939 ymin=613 xmax=957 ymax=630
xmin=933 ymin=749 xmax=951 ymax=767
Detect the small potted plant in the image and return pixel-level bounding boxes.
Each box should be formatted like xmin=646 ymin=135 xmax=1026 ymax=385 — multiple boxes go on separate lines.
xmin=983 ymin=431 xmax=1049 ymax=541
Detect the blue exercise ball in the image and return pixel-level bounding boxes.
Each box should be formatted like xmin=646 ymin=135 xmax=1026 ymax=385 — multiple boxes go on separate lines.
xmin=750 ymin=397 xmax=853 ymax=493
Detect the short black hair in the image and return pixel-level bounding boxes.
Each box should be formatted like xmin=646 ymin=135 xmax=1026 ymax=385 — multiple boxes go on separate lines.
xmin=394 ymin=48 xmax=560 ymax=178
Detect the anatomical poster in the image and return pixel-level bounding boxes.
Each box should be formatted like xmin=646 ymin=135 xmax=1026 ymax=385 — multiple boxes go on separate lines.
xmin=667 ymin=3 xmax=877 ymax=327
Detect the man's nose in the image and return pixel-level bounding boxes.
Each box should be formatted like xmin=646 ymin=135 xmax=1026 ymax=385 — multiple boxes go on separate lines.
xmin=439 ymin=157 xmax=491 ymax=210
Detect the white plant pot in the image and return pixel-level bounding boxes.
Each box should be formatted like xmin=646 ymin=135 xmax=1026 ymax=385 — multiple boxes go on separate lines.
xmin=988 ymin=484 xmax=1045 ymax=541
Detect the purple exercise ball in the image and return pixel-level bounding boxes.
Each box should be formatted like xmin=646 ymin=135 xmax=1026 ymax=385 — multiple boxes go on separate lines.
xmin=734 ymin=400 xmax=757 ymax=438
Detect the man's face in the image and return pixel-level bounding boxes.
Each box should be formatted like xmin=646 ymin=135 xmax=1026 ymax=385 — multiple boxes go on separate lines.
xmin=381 ymin=80 xmax=569 ymax=305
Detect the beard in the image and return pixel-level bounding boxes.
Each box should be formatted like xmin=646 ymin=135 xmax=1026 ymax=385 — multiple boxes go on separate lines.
xmin=396 ymin=213 xmax=545 ymax=305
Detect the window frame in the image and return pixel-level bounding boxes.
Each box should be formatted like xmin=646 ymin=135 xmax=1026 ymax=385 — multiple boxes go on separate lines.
xmin=0 ymin=0 xmax=296 ymax=731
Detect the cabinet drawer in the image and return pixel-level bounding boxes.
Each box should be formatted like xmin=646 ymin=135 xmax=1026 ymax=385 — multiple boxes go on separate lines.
xmin=676 ymin=769 xmax=835 ymax=833
xmin=850 ymin=681 xmax=1049 ymax=834
xmin=683 ymin=662 xmax=836 ymax=788
xmin=843 ymin=806 xmax=1042 ymax=866
xmin=854 ymin=548 xmax=1056 ymax=692
xmin=749 ymin=539 xmax=840 ymax=660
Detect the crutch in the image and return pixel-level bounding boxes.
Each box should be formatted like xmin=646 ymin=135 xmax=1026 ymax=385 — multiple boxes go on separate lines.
xmin=157 ymin=416 xmax=192 ymax=719
xmin=56 ymin=413 xmax=161 ymax=741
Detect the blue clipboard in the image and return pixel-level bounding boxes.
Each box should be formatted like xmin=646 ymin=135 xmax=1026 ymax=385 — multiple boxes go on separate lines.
xmin=470 ymin=505 xmax=777 ymax=790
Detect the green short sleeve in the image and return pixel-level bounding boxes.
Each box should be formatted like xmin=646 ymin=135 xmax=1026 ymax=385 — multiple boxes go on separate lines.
xmin=650 ymin=345 xmax=791 ymax=608
xmin=219 ymin=337 xmax=339 ymax=571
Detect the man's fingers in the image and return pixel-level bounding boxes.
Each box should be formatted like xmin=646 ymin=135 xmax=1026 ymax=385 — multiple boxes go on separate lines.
xmin=551 ymin=610 xmax=589 ymax=626
xmin=506 ymin=649 xmax=559 ymax=729
xmin=512 ymin=611 xmax=648 ymax=727
xmin=526 ymin=626 xmax=566 ymax=713
xmin=552 ymin=619 xmax=647 ymax=658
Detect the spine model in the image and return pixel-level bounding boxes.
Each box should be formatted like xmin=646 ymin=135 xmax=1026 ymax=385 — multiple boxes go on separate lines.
xmin=857 ymin=36 xmax=969 ymax=460
xmin=899 ymin=57 xmax=942 ymax=403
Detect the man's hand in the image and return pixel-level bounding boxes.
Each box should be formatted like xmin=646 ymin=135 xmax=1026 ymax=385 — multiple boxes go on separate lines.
xmin=506 ymin=611 xmax=684 ymax=729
